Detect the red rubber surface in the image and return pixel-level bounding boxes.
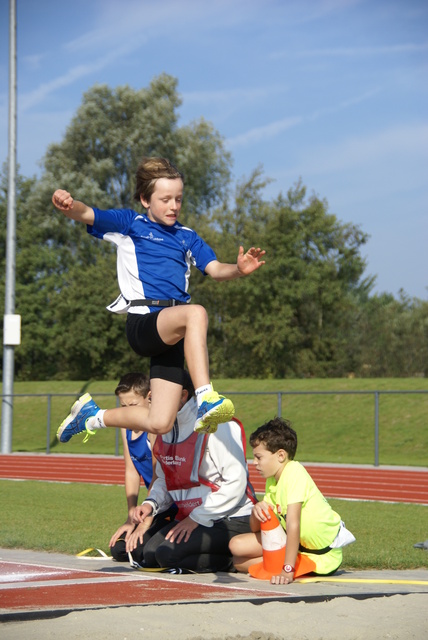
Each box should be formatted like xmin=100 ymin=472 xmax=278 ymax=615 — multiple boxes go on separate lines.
xmin=0 ymin=454 xmax=426 ymax=504
xmin=0 ymin=560 xmax=290 ymax=612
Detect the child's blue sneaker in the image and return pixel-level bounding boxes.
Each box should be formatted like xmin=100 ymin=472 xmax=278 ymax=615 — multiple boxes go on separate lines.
xmin=194 ymin=391 xmax=234 ymax=434
xmin=57 ymin=393 xmax=99 ymax=443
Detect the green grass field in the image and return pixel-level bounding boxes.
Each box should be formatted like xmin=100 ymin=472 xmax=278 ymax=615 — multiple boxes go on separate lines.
xmin=0 ymin=480 xmax=427 ymax=570
xmin=3 ymin=378 xmax=428 ymax=466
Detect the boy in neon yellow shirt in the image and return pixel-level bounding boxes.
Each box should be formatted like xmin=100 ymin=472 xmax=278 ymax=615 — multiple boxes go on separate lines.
xmin=230 ymin=417 xmax=355 ymax=584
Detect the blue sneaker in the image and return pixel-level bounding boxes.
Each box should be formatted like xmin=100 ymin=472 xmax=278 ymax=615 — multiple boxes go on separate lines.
xmin=57 ymin=393 xmax=100 ymax=443
xmin=194 ymin=391 xmax=235 ymax=434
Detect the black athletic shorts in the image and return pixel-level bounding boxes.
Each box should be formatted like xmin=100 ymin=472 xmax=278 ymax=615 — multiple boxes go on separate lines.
xmin=125 ymin=311 xmax=185 ymax=385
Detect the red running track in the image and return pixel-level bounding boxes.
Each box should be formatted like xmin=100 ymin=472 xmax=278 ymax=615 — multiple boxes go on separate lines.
xmin=0 ymin=454 xmax=427 ymax=505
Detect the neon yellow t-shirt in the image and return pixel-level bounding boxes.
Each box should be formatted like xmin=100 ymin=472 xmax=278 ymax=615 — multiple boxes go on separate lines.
xmin=264 ymin=460 xmax=342 ymax=574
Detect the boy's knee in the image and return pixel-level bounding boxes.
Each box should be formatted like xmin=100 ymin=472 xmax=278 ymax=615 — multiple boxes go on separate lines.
xmin=130 ymin=547 xmax=145 ymax=567
xmin=149 ymin=417 xmax=176 ymax=435
xmin=229 ymin=537 xmax=238 ymax=555
xmin=188 ymin=304 xmax=208 ymax=326
xmin=229 ymin=534 xmax=247 ymax=558
xmin=143 ymin=536 xmax=164 ymax=568
xmin=155 ymin=542 xmax=175 ymax=568
xmin=110 ymin=541 xmax=128 ymax=563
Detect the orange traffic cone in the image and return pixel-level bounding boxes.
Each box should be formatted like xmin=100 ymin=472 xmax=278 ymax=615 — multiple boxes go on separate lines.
xmin=294 ymin=553 xmax=317 ymax=578
xmin=249 ymin=505 xmax=286 ymax=580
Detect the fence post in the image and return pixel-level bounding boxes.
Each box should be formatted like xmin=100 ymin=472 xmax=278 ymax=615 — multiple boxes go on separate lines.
xmin=374 ymin=391 xmax=379 ymax=467
xmin=277 ymin=392 xmax=282 ymax=417
xmin=46 ymin=395 xmax=52 ymax=454
xmin=115 ymin=395 xmax=120 ymax=456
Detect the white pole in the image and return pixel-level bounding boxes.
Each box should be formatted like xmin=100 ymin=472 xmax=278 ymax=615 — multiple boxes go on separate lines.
xmin=1 ymin=0 xmax=18 ymax=454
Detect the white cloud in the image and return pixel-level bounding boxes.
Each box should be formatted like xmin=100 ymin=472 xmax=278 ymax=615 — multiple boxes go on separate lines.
xmin=296 ymin=123 xmax=428 ymax=176
xmin=226 ymin=88 xmax=380 ymax=149
xmin=271 ymin=42 xmax=428 ymax=60
xmin=22 ymin=53 xmax=46 ymax=71
xmin=62 ymin=0 xmax=365 ymax=57
xmin=269 ymin=0 xmax=364 ymax=27
xmin=17 ymin=0 xmax=255 ymax=114
xmin=258 ymin=121 xmax=428 ymax=224
xmin=16 ymin=110 xmax=75 ymax=175
xmin=307 ymin=88 xmax=382 ymax=122
xmin=227 ymin=116 xmax=303 ymax=148
xmin=298 ymin=43 xmax=428 ymax=57
xmin=19 ymin=40 xmax=143 ymax=112
xmin=181 ymin=85 xmax=287 ymax=106
xmin=64 ymin=0 xmax=246 ymax=53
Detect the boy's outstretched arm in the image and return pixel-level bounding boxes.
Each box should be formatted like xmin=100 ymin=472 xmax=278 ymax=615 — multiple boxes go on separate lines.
xmin=205 ymin=246 xmax=266 ymax=282
xmin=52 ymin=189 xmax=95 ymax=225
xmin=271 ymin=501 xmax=302 ymax=585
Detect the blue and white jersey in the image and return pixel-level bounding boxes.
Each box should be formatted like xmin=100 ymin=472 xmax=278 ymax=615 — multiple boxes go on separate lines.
xmin=126 ymin=430 xmax=153 ymax=490
xmin=88 ymin=208 xmax=217 ymax=314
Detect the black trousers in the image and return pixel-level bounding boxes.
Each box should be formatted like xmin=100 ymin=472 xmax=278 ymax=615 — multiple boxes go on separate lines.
xmin=110 ymin=504 xmax=178 ymax=562
xmin=131 ymin=515 xmax=251 ymax=573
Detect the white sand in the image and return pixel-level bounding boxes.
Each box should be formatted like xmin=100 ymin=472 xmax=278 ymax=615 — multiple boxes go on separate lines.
xmin=2 ymin=594 xmax=427 ymax=640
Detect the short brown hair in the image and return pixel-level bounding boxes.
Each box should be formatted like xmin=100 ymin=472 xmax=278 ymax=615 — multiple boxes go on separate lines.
xmin=249 ymin=417 xmax=297 ymax=460
xmin=133 ymin=157 xmax=184 ymax=203
xmin=115 ymin=372 xmax=150 ymax=398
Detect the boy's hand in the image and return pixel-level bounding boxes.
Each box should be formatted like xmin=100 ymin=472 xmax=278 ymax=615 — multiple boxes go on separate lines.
xmin=132 ymin=503 xmax=153 ymax=523
xmin=271 ymin=569 xmax=294 ymax=585
xmin=126 ymin=521 xmax=151 ymax=553
xmin=109 ymin=521 xmax=134 ymax=548
xmin=52 ymin=189 xmax=74 ymax=211
xmin=252 ymin=500 xmax=272 ymax=522
xmin=165 ymin=516 xmax=199 ymax=544
xmin=237 ymin=246 xmax=266 ymax=275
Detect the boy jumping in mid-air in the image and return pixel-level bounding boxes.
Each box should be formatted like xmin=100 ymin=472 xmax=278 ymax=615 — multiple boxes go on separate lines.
xmin=53 ymin=156 xmax=265 ymax=442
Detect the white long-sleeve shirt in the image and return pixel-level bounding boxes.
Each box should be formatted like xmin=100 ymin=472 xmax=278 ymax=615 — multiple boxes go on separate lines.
xmin=148 ymin=397 xmax=254 ymax=527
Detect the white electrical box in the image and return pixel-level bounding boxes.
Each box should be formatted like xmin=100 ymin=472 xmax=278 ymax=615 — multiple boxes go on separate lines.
xmin=3 ymin=314 xmax=21 ymax=345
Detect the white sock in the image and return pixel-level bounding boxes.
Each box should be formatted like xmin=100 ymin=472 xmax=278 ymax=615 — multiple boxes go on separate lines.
xmin=195 ymin=383 xmax=213 ymax=407
xmin=86 ymin=410 xmax=106 ymax=430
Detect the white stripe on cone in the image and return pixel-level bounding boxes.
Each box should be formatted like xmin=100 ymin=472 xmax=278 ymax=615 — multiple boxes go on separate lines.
xmin=261 ymin=525 xmax=287 ymax=551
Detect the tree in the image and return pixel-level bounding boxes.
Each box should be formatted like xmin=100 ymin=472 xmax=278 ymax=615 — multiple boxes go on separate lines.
xmin=43 ymin=75 xmax=231 ymax=217
xmin=200 ymin=177 xmax=374 ymax=378
xmin=350 ymin=292 xmax=428 ymax=377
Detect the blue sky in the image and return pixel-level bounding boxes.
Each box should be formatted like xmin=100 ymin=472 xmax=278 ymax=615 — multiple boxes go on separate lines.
xmin=1 ymin=0 xmax=427 ymax=300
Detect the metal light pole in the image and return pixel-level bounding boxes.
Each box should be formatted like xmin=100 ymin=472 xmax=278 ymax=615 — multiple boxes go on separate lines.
xmin=1 ymin=0 xmax=20 ymax=454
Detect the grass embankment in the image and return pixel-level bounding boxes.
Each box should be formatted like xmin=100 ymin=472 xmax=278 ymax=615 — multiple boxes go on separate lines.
xmin=5 ymin=378 xmax=428 ymax=466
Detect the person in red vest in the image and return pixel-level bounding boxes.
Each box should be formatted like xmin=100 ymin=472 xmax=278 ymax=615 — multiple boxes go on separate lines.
xmin=126 ymin=371 xmax=257 ymax=573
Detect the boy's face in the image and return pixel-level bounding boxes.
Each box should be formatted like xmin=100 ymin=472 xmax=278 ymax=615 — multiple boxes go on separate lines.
xmin=252 ymin=441 xmax=286 ymax=482
xmin=118 ymin=389 xmax=150 ymax=409
xmin=140 ymin=177 xmax=183 ymax=226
